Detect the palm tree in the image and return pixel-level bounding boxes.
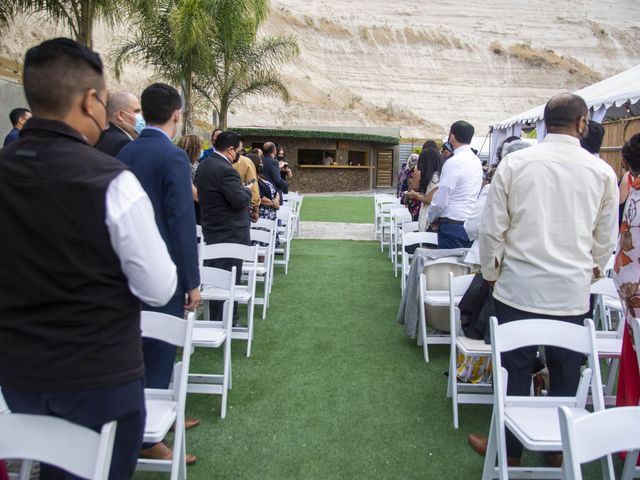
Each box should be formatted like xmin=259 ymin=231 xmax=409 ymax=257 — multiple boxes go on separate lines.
xmin=0 ymin=0 xmax=155 ymax=48
xmin=195 ymin=0 xmax=299 ymax=129
xmin=113 ymin=0 xmax=216 ymax=134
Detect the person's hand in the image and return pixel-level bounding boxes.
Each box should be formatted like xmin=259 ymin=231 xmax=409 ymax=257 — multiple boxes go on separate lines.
xmin=429 ymin=219 xmax=439 ymax=232
xmin=273 ymin=199 xmax=280 ymax=210
xmin=184 ymin=288 xmax=201 ymax=311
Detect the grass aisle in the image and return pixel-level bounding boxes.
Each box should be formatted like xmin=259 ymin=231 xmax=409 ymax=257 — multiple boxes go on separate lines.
xmin=138 ymin=239 xmax=495 ymax=480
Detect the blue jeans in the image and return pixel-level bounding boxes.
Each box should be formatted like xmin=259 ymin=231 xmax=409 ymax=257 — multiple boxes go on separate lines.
xmin=437 ymin=222 xmax=472 ymax=249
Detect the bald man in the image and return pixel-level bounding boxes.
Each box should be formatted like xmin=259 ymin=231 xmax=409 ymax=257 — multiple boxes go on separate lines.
xmin=95 ymin=90 xmax=144 ymax=156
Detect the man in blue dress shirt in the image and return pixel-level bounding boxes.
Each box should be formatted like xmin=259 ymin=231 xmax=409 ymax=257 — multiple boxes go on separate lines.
xmin=3 ymin=108 xmax=31 ymax=146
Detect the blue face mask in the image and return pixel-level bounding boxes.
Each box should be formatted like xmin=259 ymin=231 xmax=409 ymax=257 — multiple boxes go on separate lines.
xmin=133 ymin=113 xmax=146 ymax=134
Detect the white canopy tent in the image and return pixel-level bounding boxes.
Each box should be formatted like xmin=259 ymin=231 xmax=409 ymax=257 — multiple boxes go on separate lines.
xmin=489 ymin=64 xmax=640 ymax=164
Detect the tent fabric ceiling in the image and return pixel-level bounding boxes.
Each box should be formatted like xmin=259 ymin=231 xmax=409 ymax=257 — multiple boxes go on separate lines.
xmin=491 ymin=64 xmax=640 ymax=129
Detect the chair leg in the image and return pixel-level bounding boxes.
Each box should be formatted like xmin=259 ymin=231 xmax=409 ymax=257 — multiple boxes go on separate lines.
xmin=221 ymin=338 xmax=231 ymax=419
xmin=419 ymin=303 xmax=429 ymax=363
xmin=171 ymin=416 xmax=185 ymax=480
xmin=622 ymin=450 xmax=639 ymax=480
xmin=482 ymin=415 xmax=499 ymax=480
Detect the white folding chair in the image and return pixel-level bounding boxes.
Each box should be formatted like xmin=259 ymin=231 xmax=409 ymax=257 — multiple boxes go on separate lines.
xmin=379 ymin=199 xmax=401 ymax=253
xmin=275 ymin=206 xmax=293 ymax=274
xmin=481 ymin=317 xmax=611 ymax=480
xmin=253 ymin=218 xmax=278 ymax=294
xmin=591 ymin=278 xmax=624 ymax=405
xmin=374 ymin=194 xmax=397 ymax=240
xmin=390 ymin=207 xmax=411 ymax=269
xmin=417 ymin=258 xmax=470 ymax=362
xmin=559 ymin=405 xmax=640 ymax=480
xmin=401 ymin=231 xmax=438 ymax=293
xmin=201 ymin=243 xmax=259 ymax=357
xmin=196 ymin=224 xmax=203 ymax=266
xmin=394 ymin=217 xmax=418 ymax=277
xmin=187 ymin=267 xmax=235 ymax=419
xmin=447 ymin=272 xmax=492 ymax=429
xmin=247 ymin=229 xmax=273 ymax=319
xmin=0 ymin=414 xmax=116 ymax=480
xmin=138 ymin=311 xmax=195 ymax=480
xmin=283 ymin=192 xmax=303 ymax=236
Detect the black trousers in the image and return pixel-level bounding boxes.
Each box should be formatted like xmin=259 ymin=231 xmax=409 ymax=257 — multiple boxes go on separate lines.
xmin=2 ymin=377 xmax=146 ymax=480
xmin=493 ymin=299 xmax=588 ymax=458
xmin=205 ymin=258 xmax=243 ymax=322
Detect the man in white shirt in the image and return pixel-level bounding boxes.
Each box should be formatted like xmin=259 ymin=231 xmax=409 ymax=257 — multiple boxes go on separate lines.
xmin=427 ymin=121 xmax=483 ymax=248
xmin=468 ymin=94 xmax=618 ymax=465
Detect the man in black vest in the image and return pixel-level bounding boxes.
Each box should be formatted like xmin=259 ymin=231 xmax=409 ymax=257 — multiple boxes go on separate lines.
xmin=0 ymin=38 xmax=178 ymax=480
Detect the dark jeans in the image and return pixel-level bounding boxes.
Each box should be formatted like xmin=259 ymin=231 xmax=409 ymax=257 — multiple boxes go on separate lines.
xmin=493 ymin=299 xmax=588 ymax=458
xmin=438 ymin=222 xmax=472 ymax=249
xmin=2 ymin=378 xmax=146 ymax=480
xmin=204 ymin=258 xmax=243 ymax=322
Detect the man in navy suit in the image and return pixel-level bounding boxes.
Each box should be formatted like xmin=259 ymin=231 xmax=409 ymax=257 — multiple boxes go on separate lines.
xmin=117 ymin=83 xmax=200 ymax=463
xmin=262 ymin=141 xmax=289 ymax=194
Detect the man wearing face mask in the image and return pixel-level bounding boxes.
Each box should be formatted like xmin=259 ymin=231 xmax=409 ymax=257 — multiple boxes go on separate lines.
xmin=0 ymin=38 xmax=178 ymax=479
xmin=195 ymin=131 xmax=253 ymax=321
xmin=468 ymin=93 xmax=618 ymax=467
xmin=95 ymin=90 xmax=145 ymax=156
xmin=117 ymin=83 xmax=201 ymax=464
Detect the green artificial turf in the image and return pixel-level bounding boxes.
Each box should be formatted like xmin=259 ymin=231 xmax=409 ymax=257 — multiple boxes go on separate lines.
xmin=135 ymin=240 xmax=615 ymax=479
xmin=299 ymin=196 xmax=374 ymax=224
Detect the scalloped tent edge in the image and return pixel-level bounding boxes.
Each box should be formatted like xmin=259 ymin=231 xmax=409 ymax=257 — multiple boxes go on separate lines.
xmin=490 ymin=64 xmax=640 ymax=129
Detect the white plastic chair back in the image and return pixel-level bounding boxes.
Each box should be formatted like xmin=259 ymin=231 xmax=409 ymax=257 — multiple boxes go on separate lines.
xmin=484 ymin=316 xmax=610 ymax=480
xmin=559 ymin=405 xmax=640 ymax=480
xmin=139 ymin=310 xmax=194 ymax=480
xmin=0 ymin=414 xmax=116 ymax=480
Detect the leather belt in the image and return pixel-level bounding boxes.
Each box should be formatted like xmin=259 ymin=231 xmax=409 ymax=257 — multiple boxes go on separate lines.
xmin=438 ymin=217 xmax=464 ymax=225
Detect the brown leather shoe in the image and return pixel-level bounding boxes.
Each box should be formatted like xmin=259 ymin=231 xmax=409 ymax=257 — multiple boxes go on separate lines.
xmin=468 ymin=434 xmax=521 ymax=466
xmin=140 ymin=442 xmax=197 ymax=465
xmin=171 ymin=417 xmax=201 ymax=432
xmin=468 ymin=434 xmax=489 ymax=456
xmin=544 ymin=452 xmax=563 ymax=468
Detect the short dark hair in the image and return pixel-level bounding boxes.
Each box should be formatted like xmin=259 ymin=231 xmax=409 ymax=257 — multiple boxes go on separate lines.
xmin=141 ymin=83 xmax=182 ymax=125
xmin=246 ymin=153 xmax=262 ymax=170
xmin=544 ymin=93 xmax=588 ymax=130
xmin=450 ymin=121 xmax=474 ymax=144
xmin=215 ymin=131 xmax=242 ymax=151
xmin=580 ymin=120 xmax=605 ymax=154
xmin=23 ymin=38 xmax=104 ymax=117
xmin=263 ymin=142 xmax=276 ymax=156
xmin=210 ymin=128 xmax=222 ymax=141
xmin=622 ymin=134 xmax=640 ymax=173
xmin=9 ymin=108 xmax=30 ymax=126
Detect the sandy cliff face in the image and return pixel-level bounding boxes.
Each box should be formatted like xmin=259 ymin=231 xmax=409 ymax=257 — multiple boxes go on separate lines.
xmin=2 ymin=1 xmax=639 ymax=138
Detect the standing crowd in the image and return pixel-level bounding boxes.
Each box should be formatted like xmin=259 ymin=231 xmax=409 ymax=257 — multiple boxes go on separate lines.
xmin=0 ymin=37 xmax=293 ymax=479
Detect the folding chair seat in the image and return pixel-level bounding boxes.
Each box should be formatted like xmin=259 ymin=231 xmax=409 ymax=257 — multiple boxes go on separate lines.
xmin=401 ymin=231 xmax=438 ymax=293
xmin=246 ymin=228 xmax=273 ymax=319
xmin=481 ymin=317 xmax=611 ymax=480
xmin=559 ymin=405 xmax=640 ymax=480
xmin=187 ymin=267 xmax=235 ymax=419
xmin=138 ymin=311 xmax=195 ymax=480
xmin=275 ymin=206 xmax=293 ymax=274
xmin=417 ymin=258 xmax=470 ymax=362
xmin=201 ymin=243 xmax=259 ymax=357
xmin=0 ymin=414 xmax=116 ymax=480
xmin=447 ymin=273 xmax=492 ymax=429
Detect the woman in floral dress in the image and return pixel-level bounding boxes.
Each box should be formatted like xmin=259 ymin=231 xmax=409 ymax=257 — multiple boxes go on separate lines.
xmin=613 ymin=133 xmax=640 ymax=408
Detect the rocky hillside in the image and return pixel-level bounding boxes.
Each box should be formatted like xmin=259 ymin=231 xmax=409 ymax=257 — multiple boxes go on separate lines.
xmin=2 ymin=0 xmax=639 ymax=138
